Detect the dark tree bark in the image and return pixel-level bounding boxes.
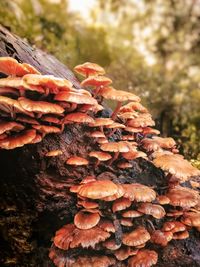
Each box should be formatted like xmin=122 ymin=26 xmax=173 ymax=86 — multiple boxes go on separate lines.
xmin=0 ymin=25 xmax=199 ymax=267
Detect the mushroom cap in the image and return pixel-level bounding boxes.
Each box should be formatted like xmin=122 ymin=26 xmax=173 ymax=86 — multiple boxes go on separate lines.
xmin=122 ymin=210 xmax=143 ymax=218
xmin=153 ymin=154 xmax=200 ymax=181
xmin=0 ymin=87 xmax=19 ymax=97
xmin=89 ymin=118 xmax=114 ymax=127
xmin=98 ymin=219 xmax=115 ymax=233
xmin=0 ymin=57 xmax=36 ymax=77
xmin=127 ymin=113 xmax=155 ymax=128
xmin=23 ymin=74 xmax=73 ymax=92
xmin=156 ymin=195 xmax=170 ymax=205
xmin=162 ymin=221 xmax=186 ymax=233
xmin=102 ymin=184 xmax=125 ymax=201
xmin=81 ymin=76 xmax=112 ymax=87
xmin=78 ymin=103 xmax=104 ymax=113
xmin=70 ymin=226 xmax=110 ymax=249
xmin=0 ymin=129 xmax=36 ymax=150
xmin=30 ymin=133 xmax=42 ymax=144
xmin=166 ymin=210 xmax=183 ymax=217
xmin=0 ymin=96 xmax=33 ymax=117
xmin=54 ymin=224 xmax=75 ymax=250
xmin=138 ymin=203 xmax=166 ymax=219
xmin=142 ymin=137 xmax=176 ymax=152
xmin=122 ymin=150 xmax=147 ymax=160
xmin=89 ymin=151 xmax=112 ymax=161
xmin=54 ymin=91 xmax=98 ymax=105
xmin=41 ymin=115 xmax=62 ymax=124
xmin=100 ymin=141 xmax=131 ymax=153
xmin=78 ymin=180 xmax=119 ymax=199
xmin=117 ymin=162 xmax=133 ymax=169
xmin=122 ymin=134 xmax=135 ymax=141
xmin=122 ymin=226 xmax=150 ymax=246
xmin=89 ymin=131 xmax=106 ymax=138
xmin=122 ymin=183 xmax=156 ymax=202
xmin=71 ymin=255 xmax=115 ymax=267
xmin=112 ymin=197 xmax=132 ymax=212
xmin=106 ymin=122 xmax=126 ymax=129
xmin=74 ymin=62 xmax=105 ymax=77
xmin=173 ymin=230 xmax=189 ymax=240
xmin=21 ymin=63 xmax=40 ymax=75
xmin=16 ymin=115 xmax=39 ymax=125
xmin=142 ymin=127 xmax=160 ymax=135
xmin=114 ymin=247 xmax=138 ymax=261
xmin=166 ymin=187 xmax=198 ymax=208
xmin=45 ymin=150 xmax=63 ymax=157
xmin=74 ymin=211 xmax=100 ymax=230
xmin=18 ymin=97 xmax=64 ymax=114
xmin=97 ymin=137 xmax=109 ymax=144
xmin=33 ymin=125 xmax=61 ymax=134
xmin=103 ymin=239 xmax=121 ymax=250
xmin=120 ymin=101 xmax=148 ymax=113
xmin=151 ymin=230 xmax=173 ymax=247
xmin=124 ymin=126 xmax=143 ymax=133
xmin=118 ymin=111 xmax=139 ymax=120
xmin=66 ymin=156 xmax=89 ymax=166
xmin=63 ymin=112 xmax=94 ymax=124
xmin=120 ymin=218 xmax=133 ymax=227
xmin=0 ymin=121 xmax=24 ymax=134
xmin=128 ymin=249 xmax=158 ymax=267
xmin=99 ymin=87 xmax=141 ymax=102
xmin=77 ymin=200 xmax=98 ymax=209
xmin=181 ymin=212 xmax=200 ymax=227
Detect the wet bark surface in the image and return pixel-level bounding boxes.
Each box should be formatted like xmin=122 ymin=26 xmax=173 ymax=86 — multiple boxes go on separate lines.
xmin=0 ymin=25 xmax=199 ymax=266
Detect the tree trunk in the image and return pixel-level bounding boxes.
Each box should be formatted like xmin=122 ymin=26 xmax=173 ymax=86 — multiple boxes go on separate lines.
xmin=0 ymin=25 xmax=199 ymax=267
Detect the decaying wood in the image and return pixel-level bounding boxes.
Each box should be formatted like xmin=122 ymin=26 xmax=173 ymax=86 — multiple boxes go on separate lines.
xmin=0 ymin=25 xmax=199 ymax=267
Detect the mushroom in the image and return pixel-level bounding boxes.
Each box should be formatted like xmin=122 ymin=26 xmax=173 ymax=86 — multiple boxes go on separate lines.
xmin=162 ymin=221 xmax=186 ymax=233
xmin=0 ymin=129 xmax=36 ymax=150
xmin=173 ymin=230 xmax=189 ymax=240
xmin=142 ymin=136 xmax=176 ymax=152
xmin=122 ymin=210 xmax=143 ymax=218
xmin=120 ymin=218 xmax=133 ymax=227
xmin=112 ymin=197 xmax=132 ymax=212
xmin=89 ymin=118 xmax=114 ymax=133
xmin=0 ymin=121 xmax=24 ymax=135
xmin=114 ymin=247 xmax=138 ymax=261
xmin=103 ymin=239 xmax=121 ymax=250
xmin=120 ymin=101 xmax=148 ymax=114
xmin=62 ymin=112 xmax=94 ymax=125
xmin=98 ymin=219 xmax=115 ymax=233
xmin=74 ymin=211 xmax=100 ymax=229
xmin=156 ymin=195 xmax=170 ymax=205
xmin=151 ymin=230 xmax=173 ymax=247
xmin=128 ymin=249 xmax=158 ymax=267
xmin=66 ymin=156 xmax=89 ymax=166
xmin=45 ymin=150 xmax=63 ymax=157
xmin=98 ymin=87 xmax=140 ymax=120
xmin=137 ymin=203 xmax=166 ymax=219
xmin=126 ymin=113 xmax=155 ymax=128
xmin=122 ymin=183 xmax=156 ymax=202
xmin=153 ymin=153 xmax=200 ymax=182
xmin=89 ymin=151 xmax=112 ymax=167
xmin=117 ymin=162 xmax=133 ymax=169
xmin=122 ymin=226 xmax=150 ymax=247
xmin=74 ymin=62 xmax=105 ymax=77
xmin=71 ymin=255 xmax=116 ymax=267
xmin=32 ymin=125 xmax=61 ymax=137
xmin=77 ymin=200 xmax=98 ymax=209
xmin=54 ymin=224 xmax=75 ymax=250
xmin=181 ymin=212 xmax=200 ymax=227
xmin=81 ymin=76 xmax=112 ymax=97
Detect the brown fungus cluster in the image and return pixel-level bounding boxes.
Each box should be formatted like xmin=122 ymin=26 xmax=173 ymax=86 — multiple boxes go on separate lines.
xmin=1 ymin=58 xmax=200 ymax=267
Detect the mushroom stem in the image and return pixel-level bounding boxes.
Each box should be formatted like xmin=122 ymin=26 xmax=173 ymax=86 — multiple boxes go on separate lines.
xmin=67 ymin=103 xmax=77 ymax=112
xmin=108 ymin=151 xmax=119 ymax=165
xmin=107 ymin=128 xmax=116 ymax=137
xmin=94 ymin=159 xmax=100 ymax=168
xmin=111 ymin=101 xmax=122 ymax=120
xmin=93 ymin=85 xmax=102 ymax=98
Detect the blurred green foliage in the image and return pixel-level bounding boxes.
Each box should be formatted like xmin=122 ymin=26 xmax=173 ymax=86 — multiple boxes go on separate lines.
xmin=0 ymin=0 xmax=199 ymax=164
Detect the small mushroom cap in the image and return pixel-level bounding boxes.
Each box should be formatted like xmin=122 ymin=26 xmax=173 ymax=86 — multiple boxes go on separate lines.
xmin=122 ymin=150 xmax=147 ymax=160
xmin=41 ymin=115 xmax=61 ymax=124
xmin=122 ymin=226 xmax=150 ymax=246
xmin=120 ymin=101 xmax=148 ymax=113
xmin=89 ymin=131 xmax=106 ymax=138
xmin=63 ymin=112 xmax=94 ymax=124
xmin=128 ymin=249 xmax=158 ymax=267
xmin=21 ymin=63 xmax=40 ymax=75
xmin=99 ymin=87 xmax=141 ymax=102
xmin=122 ymin=134 xmax=135 ymax=141
xmin=0 ymin=87 xmax=19 ymax=97
xmin=45 ymin=150 xmax=63 ymax=157
xmin=78 ymin=180 xmax=119 ymax=199
xmin=118 ymin=111 xmax=139 ymax=120
xmin=16 ymin=115 xmax=39 ymax=125
xmin=120 ymin=218 xmax=133 ymax=227
xmin=142 ymin=137 xmax=176 ymax=152
xmin=89 ymin=151 xmax=112 ymax=161
xmin=122 ymin=183 xmax=156 ymax=202
xmin=138 ymin=203 xmax=166 ymax=219
xmin=112 ymin=197 xmax=132 ymax=212
xmin=74 ymin=62 xmax=105 ymax=77
xmin=81 ymin=76 xmax=112 ymax=87
xmin=33 ymin=125 xmax=60 ymax=134
xmin=54 ymin=91 xmax=98 ymax=105
xmin=122 ymin=210 xmax=143 ymax=218
xmin=173 ymin=230 xmax=189 ymax=240
xmin=102 ymin=184 xmax=125 ymax=201
xmin=77 ymin=200 xmax=98 ymax=209
xmin=54 ymin=224 xmax=75 ymax=250
xmin=66 ymin=156 xmax=89 ymax=166
xmin=117 ymin=162 xmax=133 ymax=169
xmin=97 ymin=137 xmax=109 ymax=144
xmin=166 ymin=210 xmax=183 ymax=217
xmin=89 ymin=118 xmax=114 ymax=127
xmin=106 ymin=122 xmax=126 ymax=129
xmin=142 ymin=127 xmax=160 ymax=135
xmin=151 ymin=230 xmax=173 ymax=247
xmin=18 ymin=97 xmax=64 ymax=114
xmin=153 ymin=154 xmax=200 ymax=182
xmin=74 ymin=211 xmax=100 ymax=230
xmin=103 ymin=239 xmax=121 ymax=250
xmin=0 ymin=129 xmax=36 ymax=150
xmin=156 ymin=195 xmax=170 ymax=205
xmin=162 ymin=221 xmax=186 ymax=233
xmin=127 ymin=113 xmax=155 ymax=128
xmin=181 ymin=212 xmax=200 ymax=227
xmin=98 ymin=219 xmax=115 ymax=233
xmin=80 ymin=175 xmax=97 ymax=184
xmin=166 ymin=187 xmax=198 ymax=208
xmin=114 ymin=247 xmax=138 ymax=261
xmin=70 ymin=226 xmax=110 ymax=249
xmin=23 ymin=74 xmax=73 ymax=92
xmin=30 ymin=133 xmax=42 ymax=144
xmin=125 ymin=126 xmax=143 ymax=133
xmin=0 ymin=121 xmax=24 ymax=134
xmin=100 ymin=141 xmax=131 ymax=153
xmin=72 ymin=255 xmax=115 ymax=267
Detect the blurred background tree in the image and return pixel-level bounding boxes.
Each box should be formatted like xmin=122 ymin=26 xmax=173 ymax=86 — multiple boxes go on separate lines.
xmin=0 ymin=0 xmax=199 ymax=162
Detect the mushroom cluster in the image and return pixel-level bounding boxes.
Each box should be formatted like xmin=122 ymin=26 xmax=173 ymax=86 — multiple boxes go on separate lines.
xmin=1 ymin=58 xmax=199 ymax=266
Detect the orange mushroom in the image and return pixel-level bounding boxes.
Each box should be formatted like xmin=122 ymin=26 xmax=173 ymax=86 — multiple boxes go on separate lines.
xmin=122 ymin=226 xmax=150 ymax=247
xmin=128 ymin=249 xmax=158 ymax=267
xmin=89 ymin=151 xmax=112 ymax=167
xmin=0 ymin=121 xmax=24 ymax=135
xmin=112 ymin=197 xmax=132 ymax=213
xmin=151 ymin=230 xmax=173 ymax=247
xmin=122 ymin=183 xmax=156 ymax=202
xmin=74 ymin=62 xmax=105 ymax=77
xmin=66 ymin=156 xmax=89 ymax=166
xmin=74 ymin=211 xmax=100 ymax=229
xmin=138 ymin=203 xmax=166 ymax=219
xmin=45 ymin=150 xmax=63 ymax=157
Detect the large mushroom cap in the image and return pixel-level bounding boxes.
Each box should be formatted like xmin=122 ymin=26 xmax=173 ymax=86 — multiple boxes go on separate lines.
xmin=153 ymin=154 xmax=200 ymax=181
xmin=54 ymin=224 xmax=75 ymax=250
xmin=0 ymin=129 xmax=36 ymax=150
xmin=128 ymin=249 xmax=158 ymax=267
xmin=122 ymin=183 xmax=156 ymax=202
xmin=18 ymin=97 xmax=64 ymax=114
xmin=81 ymin=76 xmax=112 ymax=87
xmin=99 ymin=87 xmax=140 ymax=102
xmin=74 ymin=62 xmax=105 ymax=77
xmin=122 ymin=226 xmax=150 ymax=246
xmin=138 ymin=203 xmax=166 ymax=219
xmin=162 ymin=221 xmax=186 ymax=233
xmin=74 ymin=211 xmax=100 ymax=230
xmin=78 ymin=180 xmax=119 ymax=199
